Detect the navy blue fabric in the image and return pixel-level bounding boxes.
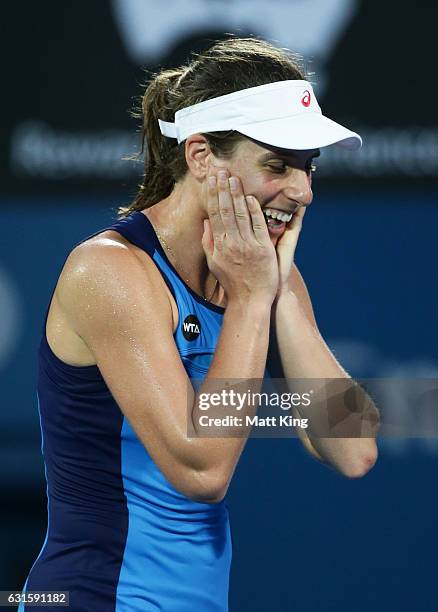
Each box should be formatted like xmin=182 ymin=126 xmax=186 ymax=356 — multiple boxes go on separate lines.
xmin=21 ymin=317 xmax=129 ymax=610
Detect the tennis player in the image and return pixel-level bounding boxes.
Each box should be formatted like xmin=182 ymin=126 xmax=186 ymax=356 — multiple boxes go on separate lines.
xmin=19 ymin=38 xmax=378 ymax=611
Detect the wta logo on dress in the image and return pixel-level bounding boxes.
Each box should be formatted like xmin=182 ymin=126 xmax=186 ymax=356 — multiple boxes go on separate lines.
xmin=182 ymin=314 xmax=201 ymax=341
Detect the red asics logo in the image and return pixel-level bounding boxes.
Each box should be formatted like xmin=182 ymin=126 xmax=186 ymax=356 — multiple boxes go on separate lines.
xmin=301 ymin=90 xmax=311 ymax=107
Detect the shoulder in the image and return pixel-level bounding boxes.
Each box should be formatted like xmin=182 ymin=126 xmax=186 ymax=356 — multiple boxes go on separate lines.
xmin=56 ymin=230 xmax=174 ymax=339
xmin=66 ymin=229 xmax=148 ymax=275
xmin=62 ymin=229 xmax=172 ymax=299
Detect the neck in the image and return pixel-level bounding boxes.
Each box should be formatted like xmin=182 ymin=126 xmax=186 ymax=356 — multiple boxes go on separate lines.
xmin=141 ymin=181 xmax=226 ymax=307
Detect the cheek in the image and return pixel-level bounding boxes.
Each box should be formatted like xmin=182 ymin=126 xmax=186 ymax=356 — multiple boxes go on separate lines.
xmin=241 ymin=172 xmax=278 ymax=201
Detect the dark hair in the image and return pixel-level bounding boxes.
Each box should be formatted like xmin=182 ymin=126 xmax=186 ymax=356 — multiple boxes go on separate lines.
xmin=118 ymin=37 xmax=306 ymax=217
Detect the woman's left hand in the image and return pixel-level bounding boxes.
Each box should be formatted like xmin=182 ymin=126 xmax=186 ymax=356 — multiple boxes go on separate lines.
xmin=274 ymin=206 xmax=307 ymax=299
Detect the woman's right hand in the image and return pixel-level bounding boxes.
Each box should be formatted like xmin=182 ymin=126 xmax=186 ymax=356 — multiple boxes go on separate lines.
xmin=202 ymin=169 xmax=279 ymax=306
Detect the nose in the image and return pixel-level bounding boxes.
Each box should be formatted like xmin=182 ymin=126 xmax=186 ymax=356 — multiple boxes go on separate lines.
xmin=282 ymin=168 xmax=313 ymax=207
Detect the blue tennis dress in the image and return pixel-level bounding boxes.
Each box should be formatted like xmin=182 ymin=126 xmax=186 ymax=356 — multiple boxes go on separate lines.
xmin=19 ymin=211 xmax=245 ymax=611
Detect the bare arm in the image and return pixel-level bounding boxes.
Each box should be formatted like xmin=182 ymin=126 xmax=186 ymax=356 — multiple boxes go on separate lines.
xmin=58 ymin=174 xmax=278 ymax=503
xmin=271 ymin=263 xmax=379 ymax=478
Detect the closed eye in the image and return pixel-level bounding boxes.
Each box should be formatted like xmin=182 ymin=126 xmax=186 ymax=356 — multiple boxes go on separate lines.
xmin=266 ymin=163 xmax=288 ymax=173
xmin=267 ymin=161 xmax=317 ymax=174
xmin=262 ymin=149 xmax=320 ymax=174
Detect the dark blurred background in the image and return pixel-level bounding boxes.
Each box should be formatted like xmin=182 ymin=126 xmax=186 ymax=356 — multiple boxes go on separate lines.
xmin=1 ymin=1 xmax=437 ymax=610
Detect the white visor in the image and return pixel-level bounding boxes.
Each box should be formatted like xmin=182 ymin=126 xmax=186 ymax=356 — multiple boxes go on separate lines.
xmin=158 ymin=80 xmax=362 ymax=151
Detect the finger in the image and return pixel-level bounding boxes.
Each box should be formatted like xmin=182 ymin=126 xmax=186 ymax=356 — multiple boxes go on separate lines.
xmin=279 ymin=206 xmax=306 ymax=244
xmin=228 ymin=176 xmax=252 ymax=241
xmin=217 ymin=170 xmax=239 ymax=238
xmin=206 ymin=175 xmax=226 ymax=241
xmin=291 ymin=205 xmax=306 ymax=229
xmin=246 ymin=195 xmax=271 ymax=245
xmin=201 ymin=219 xmax=214 ymax=260
xmin=276 ymin=207 xmax=307 ymax=280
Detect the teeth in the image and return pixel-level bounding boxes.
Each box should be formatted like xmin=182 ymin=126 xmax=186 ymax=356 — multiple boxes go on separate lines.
xmin=263 ymin=208 xmax=293 ymax=223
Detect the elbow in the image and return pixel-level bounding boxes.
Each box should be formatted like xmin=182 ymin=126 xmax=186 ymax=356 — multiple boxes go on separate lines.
xmin=182 ymin=468 xmax=230 ymax=504
xmin=339 ymin=442 xmax=378 ymax=479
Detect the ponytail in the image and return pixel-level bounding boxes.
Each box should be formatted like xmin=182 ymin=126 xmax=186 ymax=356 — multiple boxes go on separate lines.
xmin=118 ymin=68 xmax=185 ymax=216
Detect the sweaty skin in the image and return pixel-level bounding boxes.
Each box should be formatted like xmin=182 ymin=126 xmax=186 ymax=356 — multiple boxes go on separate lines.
xmin=47 ymin=137 xmax=316 ymax=365
xmin=47 ymin=134 xmax=377 ymax=496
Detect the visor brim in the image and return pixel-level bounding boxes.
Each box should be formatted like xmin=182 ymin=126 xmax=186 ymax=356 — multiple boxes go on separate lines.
xmin=236 ymin=113 xmax=362 ymax=151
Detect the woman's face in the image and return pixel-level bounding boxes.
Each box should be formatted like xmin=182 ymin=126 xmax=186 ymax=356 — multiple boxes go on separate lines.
xmin=208 ymin=137 xmax=319 ymax=246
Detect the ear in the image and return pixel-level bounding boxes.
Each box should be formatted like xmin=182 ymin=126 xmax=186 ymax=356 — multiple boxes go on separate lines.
xmin=185 ymin=134 xmax=214 ymax=179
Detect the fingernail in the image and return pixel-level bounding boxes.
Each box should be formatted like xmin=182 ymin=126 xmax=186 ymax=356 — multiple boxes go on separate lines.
xmin=229 ymin=177 xmax=238 ymax=190
xmin=208 ymin=176 xmax=216 ymax=187
xmin=218 ymin=170 xmax=228 ymax=181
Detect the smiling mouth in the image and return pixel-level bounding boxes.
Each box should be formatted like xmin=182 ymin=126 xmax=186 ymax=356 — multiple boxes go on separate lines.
xmin=261 ymin=208 xmax=295 ymax=234
xmin=262 ymin=207 xmax=296 ymax=232
xmin=262 ymin=207 xmax=294 ymax=223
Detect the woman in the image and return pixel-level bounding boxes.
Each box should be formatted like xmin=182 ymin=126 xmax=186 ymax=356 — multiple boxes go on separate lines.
xmin=20 ymin=38 xmax=378 ymax=610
